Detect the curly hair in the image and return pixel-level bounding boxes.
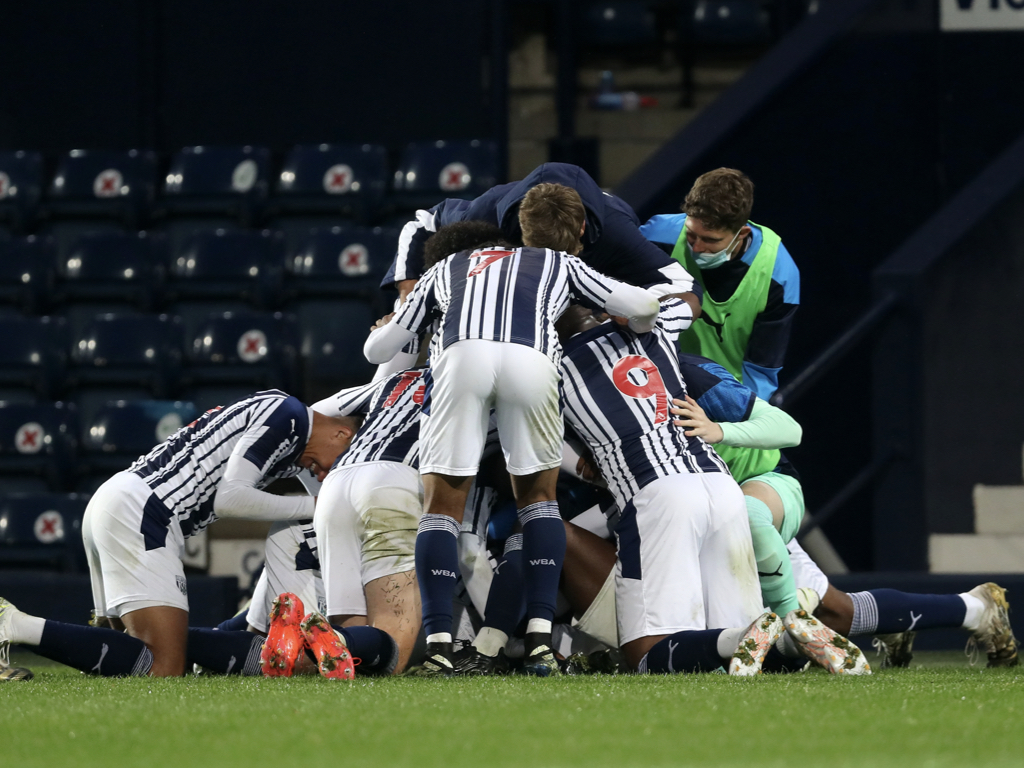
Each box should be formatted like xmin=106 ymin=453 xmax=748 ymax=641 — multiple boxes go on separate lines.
xmin=423 ymin=221 xmax=514 ymax=269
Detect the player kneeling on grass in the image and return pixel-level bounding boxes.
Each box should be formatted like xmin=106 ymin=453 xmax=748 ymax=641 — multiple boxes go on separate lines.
xmin=555 ymin=304 xmax=870 ymax=676
xmin=0 ymin=391 xmax=362 ymax=679
xmin=365 ymin=186 xmax=662 ymax=676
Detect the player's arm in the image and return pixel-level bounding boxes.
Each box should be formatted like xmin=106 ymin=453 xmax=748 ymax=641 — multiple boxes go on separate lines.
xmin=741 ymin=245 xmax=800 ymax=400
xmin=563 ymin=255 xmax=659 ymax=333
xmin=364 ymin=271 xmax=437 ymax=364
xmin=671 ymin=394 xmax=801 ymax=448
xmin=214 ymin=399 xmax=315 ymax=521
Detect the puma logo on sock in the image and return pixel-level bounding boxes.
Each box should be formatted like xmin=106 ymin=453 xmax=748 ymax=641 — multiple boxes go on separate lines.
xmin=92 ymin=643 xmax=109 ymax=674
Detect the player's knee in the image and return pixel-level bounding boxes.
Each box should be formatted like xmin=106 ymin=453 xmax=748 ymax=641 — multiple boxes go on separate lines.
xmin=744 ymin=494 xmax=774 ymax=529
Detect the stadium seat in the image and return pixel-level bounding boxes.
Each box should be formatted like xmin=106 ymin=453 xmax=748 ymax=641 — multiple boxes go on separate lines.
xmin=68 ymin=313 xmax=183 ymax=397
xmin=392 ymin=140 xmax=498 ymax=209
xmin=46 ymin=149 xmax=158 ymax=227
xmin=165 ymin=228 xmax=283 ymax=309
xmin=0 ymin=236 xmax=56 ymax=315
xmin=56 ymin=230 xmax=164 ymax=311
xmin=296 ymin=299 xmax=377 ymax=397
xmin=0 ymin=492 xmax=89 ymax=571
xmin=0 ymin=401 xmax=78 ymax=491
xmin=691 ymin=0 xmax=771 ymax=44
xmin=81 ymin=399 xmax=198 ymax=475
xmin=284 ymin=225 xmax=395 ymax=301
xmin=0 ymin=315 xmax=67 ymax=398
xmin=184 ymin=311 xmax=299 ymax=394
xmin=273 ymin=143 xmax=389 ymax=221
xmin=181 ymin=385 xmax=262 ymax=415
xmin=162 ymin=145 xmax=271 ymax=224
xmin=582 ymin=2 xmax=658 ymax=45
xmin=0 ymin=150 xmax=43 ymax=233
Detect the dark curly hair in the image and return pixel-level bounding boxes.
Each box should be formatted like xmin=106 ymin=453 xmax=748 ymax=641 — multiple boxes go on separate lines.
xmin=422 ymin=221 xmax=516 ymax=269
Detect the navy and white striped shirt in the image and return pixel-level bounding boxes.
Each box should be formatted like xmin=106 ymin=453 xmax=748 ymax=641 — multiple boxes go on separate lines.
xmin=314 ymin=368 xmax=427 ymax=470
xmin=393 ymin=246 xmax=622 ymax=367
xmin=129 ymin=390 xmax=310 ymax=538
xmin=560 ymin=300 xmax=728 ymax=509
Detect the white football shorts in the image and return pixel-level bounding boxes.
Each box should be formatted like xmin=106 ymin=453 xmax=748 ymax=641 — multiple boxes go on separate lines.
xmin=246 ymin=520 xmax=324 ymax=633
xmin=82 ymin=471 xmax=189 ymax=618
xmin=615 ymin=472 xmax=763 ymax=646
xmin=419 ymin=339 xmax=563 ymax=476
xmin=314 ymin=460 xmax=423 ymax=617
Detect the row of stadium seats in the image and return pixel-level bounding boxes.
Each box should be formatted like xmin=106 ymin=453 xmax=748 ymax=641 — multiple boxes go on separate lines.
xmin=583 ymin=0 xmax=772 ymax=47
xmin=0 ymin=140 xmax=497 ymax=231
xmin=0 ymin=400 xmax=205 ymax=493
xmin=0 ymin=227 xmax=395 ymax=314
xmin=0 ymin=307 xmax=377 ymax=405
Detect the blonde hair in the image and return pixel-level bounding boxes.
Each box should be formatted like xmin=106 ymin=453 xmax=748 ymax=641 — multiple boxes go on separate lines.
xmin=518 ymin=183 xmax=586 ymax=255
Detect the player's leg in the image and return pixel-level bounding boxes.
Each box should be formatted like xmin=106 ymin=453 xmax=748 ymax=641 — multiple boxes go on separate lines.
xmin=497 ymin=344 xmax=565 ymax=675
xmin=246 ymin=521 xmax=323 ymax=635
xmin=741 ymin=472 xmax=803 ymax=616
xmin=415 ymin=341 xmax=496 ymax=672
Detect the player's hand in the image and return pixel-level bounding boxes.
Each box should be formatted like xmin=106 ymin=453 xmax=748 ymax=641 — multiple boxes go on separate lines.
xmin=576 ymin=455 xmax=607 ymax=488
xmin=670 ymin=396 xmax=724 ymax=443
xmin=371 ymin=312 xmax=395 ymax=331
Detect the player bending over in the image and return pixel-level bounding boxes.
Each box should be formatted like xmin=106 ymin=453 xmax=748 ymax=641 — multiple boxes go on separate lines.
xmin=0 ymin=391 xmax=382 ymax=679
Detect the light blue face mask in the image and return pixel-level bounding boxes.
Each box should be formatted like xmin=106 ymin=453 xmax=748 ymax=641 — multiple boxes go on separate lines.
xmin=690 ymin=228 xmax=743 ymax=270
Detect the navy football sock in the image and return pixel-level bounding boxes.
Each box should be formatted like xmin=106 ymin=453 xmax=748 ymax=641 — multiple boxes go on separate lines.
xmin=37 ymin=621 xmax=153 ymax=677
xmin=215 ymin=611 xmax=251 ymax=632
xmin=639 ymin=629 xmax=725 ymax=674
xmin=518 ymin=501 xmax=566 ymax=624
xmin=415 ymin=513 xmax=462 ymax=638
xmin=333 ymin=625 xmax=399 ymax=676
xmin=482 ymin=534 xmax=527 ymax=636
xmin=187 ymin=628 xmax=264 ymax=675
xmin=849 ymin=589 xmax=967 ymax=635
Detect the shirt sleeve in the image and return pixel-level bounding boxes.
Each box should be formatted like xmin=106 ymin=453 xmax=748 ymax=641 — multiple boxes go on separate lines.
xmin=383 ymin=206 xmax=441 ymax=287
xmin=718 ymin=396 xmax=802 ymax=450
xmin=312 ymin=380 xmax=380 ymax=417
xmin=364 ymin=267 xmax=439 ymax=363
xmin=655 ymin=297 xmax=695 ymax=341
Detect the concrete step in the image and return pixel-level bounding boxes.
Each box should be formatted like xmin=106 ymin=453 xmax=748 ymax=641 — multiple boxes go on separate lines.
xmin=973 ymin=484 xmax=1024 ymax=534
xmin=929 ymin=533 xmax=1024 ymax=573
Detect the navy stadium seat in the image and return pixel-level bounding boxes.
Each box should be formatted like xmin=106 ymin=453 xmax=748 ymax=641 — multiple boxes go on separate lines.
xmin=0 ymin=236 xmax=56 ymax=314
xmin=296 ymin=299 xmax=377 ymax=397
xmin=692 ymin=0 xmax=770 ymax=44
xmin=0 ymin=492 xmax=89 ymax=571
xmin=582 ymin=2 xmax=658 ymax=45
xmin=284 ymin=226 xmax=395 ymax=301
xmin=392 ymin=140 xmax=498 ymax=209
xmin=0 ymin=151 xmax=43 ymax=233
xmin=47 ymin=149 xmax=158 ymax=226
xmin=165 ymin=228 xmax=283 ymax=309
xmin=81 ymin=399 xmax=198 ymax=475
xmin=68 ymin=313 xmax=183 ymax=397
xmin=0 ymin=401 xmax=78 ymax=491
xmin=0 ymin=315 xmax=67 ymax=398
xmin=274 ymin=143 xmax=388 ymax=221
xmin=56 ymin=230 xmax=163 ymax=311
xmin=184 ymin=311 xmax=299 ymax=393
xmin=163 ymin=145 xmax=271 ymax=224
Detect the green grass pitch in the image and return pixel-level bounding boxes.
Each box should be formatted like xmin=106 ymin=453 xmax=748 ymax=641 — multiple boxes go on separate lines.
xmin=2 ymin=651 xmax=1022 ymax=768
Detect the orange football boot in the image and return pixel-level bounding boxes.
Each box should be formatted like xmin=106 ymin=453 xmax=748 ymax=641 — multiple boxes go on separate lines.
xmin=299 ymin=611 xmax=358 ymax=680
xmin=260 ymin=592 xmax=306 ymax=677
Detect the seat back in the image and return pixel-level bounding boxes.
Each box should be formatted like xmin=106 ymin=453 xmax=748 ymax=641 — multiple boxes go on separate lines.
xmin=0 ymin=401 xmax=78 ymax=488
xmin=82 ymin=400 xmax=197 ymax=457
xmin=297 ymin=299 xmax=377 ymax=392
xmin=69 ymin=313 xmax=182 ymax=395
xmin=186 ymin=311 xmax=298 ymax=390
xmin=393 ymin=140 xmax=498 ymax=206
xmin=167 ymin=228 xmax=283 ymax=307
xmin=582 ymin=2 xmax=658 ymax=45
xmin=164 ymin=146 xmax=271 ymax=222
xmin=48 ymin=149 xmax=157 ymax=223
xmin=0 ymin=151 xmax=43 ymax=229
xmin=285 ymin=225 xmax=395 ymax=299
xmin=0 ymin=236 xmax=55 ymax=314
xmin=58 ymin=230 xmax=162 ymax=308
xmin=0 ymin=316 xmax=67 ymax=396
xmin=692 ymin=0 xmax=770 ymax=44
xmin=276 ymin=143 xmax=388 ymax=218
xmin=0 ymin=492 xmax=89 ymax=570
